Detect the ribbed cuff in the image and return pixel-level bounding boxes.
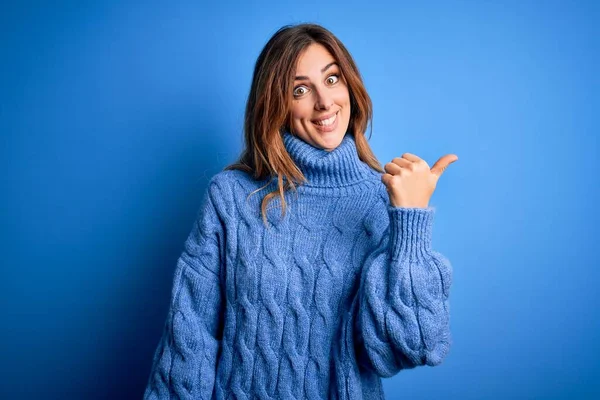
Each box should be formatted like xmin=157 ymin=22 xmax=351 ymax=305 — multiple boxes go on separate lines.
xmin=388 ymin=206 xmax=435 ymax=261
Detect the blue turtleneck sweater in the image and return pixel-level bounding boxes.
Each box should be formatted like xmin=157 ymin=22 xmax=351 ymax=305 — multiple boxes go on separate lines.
xmin=143 ymin=131 xmax=453 ymax=399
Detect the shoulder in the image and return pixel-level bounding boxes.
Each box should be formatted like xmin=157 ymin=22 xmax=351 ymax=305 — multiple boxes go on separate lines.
xmin=207 ymin=169 xmax=265 ymax=196
xmin=204 ymin=169 xmax=266 ymax=220
xmin=363 ymin=168 xmax=392 ymax=207
xmin=359 ymin=171 xmax=394 ymax=237
xmin=208 ymin=169 xmax=246 ymax=191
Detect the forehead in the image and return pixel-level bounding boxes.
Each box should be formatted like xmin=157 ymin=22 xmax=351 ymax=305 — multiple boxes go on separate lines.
xmin=295 ymin=43 xmax=337 ymax=73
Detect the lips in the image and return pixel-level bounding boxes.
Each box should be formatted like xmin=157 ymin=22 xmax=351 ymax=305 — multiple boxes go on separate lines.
xmin=311 ymin=111 xmax=339 ymax=127
xmin=311 ymin=110 xmax=339 ymax=133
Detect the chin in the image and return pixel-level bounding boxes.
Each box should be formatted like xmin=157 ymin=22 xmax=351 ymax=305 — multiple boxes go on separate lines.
xmin=308 ymin=121 xmax=350 ymax=151
xmin=313 ymin=132 xmax=346 ymax=151
xmin=293 ymin=114 xmax=350 ymax=150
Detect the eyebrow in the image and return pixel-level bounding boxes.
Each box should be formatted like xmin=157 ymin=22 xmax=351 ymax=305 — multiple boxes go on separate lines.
xmin=294 ymin=62 xmax=338 ymax=81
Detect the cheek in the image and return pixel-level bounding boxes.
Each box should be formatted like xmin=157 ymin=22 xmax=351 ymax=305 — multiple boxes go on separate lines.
xmin=333 ymin=87 xmax=351 ymax=105
xmin=291 ymin=101 xmax=311 ymax=120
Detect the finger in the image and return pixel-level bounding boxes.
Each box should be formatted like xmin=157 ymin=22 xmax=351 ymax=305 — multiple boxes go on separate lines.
xmin=430 ymin=154 xmax=459 ymax=177
xmin=391 ymin=157 xmax=412 ymax=168
xmin=381 ymin=173 xmax=393 ymax=187
xmin=384 ymin=161 xmax=403 ymax=175
xmin=401 ymin=152 xmax=423 ymax=163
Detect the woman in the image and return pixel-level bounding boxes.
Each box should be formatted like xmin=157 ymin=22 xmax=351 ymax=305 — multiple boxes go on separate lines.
xmin=143 ymin=23 xmax=457 ymax=399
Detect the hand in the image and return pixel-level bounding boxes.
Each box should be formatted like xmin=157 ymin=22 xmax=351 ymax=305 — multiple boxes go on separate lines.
xmin=381 ymin=153 xmax=458 ymax=208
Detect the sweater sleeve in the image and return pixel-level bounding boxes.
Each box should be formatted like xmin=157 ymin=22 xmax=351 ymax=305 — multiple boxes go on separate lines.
xmin=143 ymin=181 xmax=226 ymax=399
xmin=353 ymin=205 xmax=453 ymax=378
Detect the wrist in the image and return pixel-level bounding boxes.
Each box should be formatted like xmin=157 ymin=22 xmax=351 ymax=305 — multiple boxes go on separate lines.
xmin=387 ymin=206 xmax=435 ymax=261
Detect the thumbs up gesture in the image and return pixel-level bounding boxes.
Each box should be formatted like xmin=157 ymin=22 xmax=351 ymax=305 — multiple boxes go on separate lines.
xmin=381 ymin=153 xmax=458 ymax=208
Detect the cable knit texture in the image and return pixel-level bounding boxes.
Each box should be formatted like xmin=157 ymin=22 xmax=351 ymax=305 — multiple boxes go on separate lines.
xmin=143 ymin=131 xmax=453 ymax=399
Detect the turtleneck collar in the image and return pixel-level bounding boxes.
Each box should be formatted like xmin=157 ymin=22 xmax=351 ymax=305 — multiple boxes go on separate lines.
xmin=282 ymin=130 xmax=374 ymax=188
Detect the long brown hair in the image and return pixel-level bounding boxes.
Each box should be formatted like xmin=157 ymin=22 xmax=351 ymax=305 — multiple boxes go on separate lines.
xmin=225 ymin=23 xmax=384 ymax=226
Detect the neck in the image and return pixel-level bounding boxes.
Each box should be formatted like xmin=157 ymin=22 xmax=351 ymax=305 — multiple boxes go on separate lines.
xmin=282 ymin=131 xmax=374 ymax=188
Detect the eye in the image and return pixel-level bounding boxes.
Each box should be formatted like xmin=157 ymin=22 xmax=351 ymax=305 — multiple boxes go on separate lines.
xmin=293 ymin=85 xmax=309 ymax=97
xmin=326 ymin=74 xmax=339 ymax=85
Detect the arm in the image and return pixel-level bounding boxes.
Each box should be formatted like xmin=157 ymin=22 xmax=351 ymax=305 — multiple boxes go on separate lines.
xmin=143 ymin=180 xmax=226 ymax=399
xmin=354 ymin=205 xmax=453 ymax=378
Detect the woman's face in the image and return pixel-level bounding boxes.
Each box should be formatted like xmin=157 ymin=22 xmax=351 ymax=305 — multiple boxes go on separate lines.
xmin=290 ymin=43 xmax=351 ymax=152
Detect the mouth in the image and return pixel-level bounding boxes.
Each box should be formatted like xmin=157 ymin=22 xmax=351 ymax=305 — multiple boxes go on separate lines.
xmin=311 ymin=111 xmax=339 ymax=131
xmin=311 ymin=111 xmax=338 ymax=125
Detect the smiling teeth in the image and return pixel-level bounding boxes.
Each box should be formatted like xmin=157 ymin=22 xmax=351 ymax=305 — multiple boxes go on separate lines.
xmin=314 ymin=112 xmax=337 ymax=126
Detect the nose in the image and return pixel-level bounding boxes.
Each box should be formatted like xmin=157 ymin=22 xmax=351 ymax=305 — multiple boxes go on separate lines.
xmin=314 ymin=87 xmax=333 ymax=110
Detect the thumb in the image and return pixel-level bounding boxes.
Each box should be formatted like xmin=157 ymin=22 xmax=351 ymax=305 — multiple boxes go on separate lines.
xmin=431 ymin=154 xmax=458 ymax=177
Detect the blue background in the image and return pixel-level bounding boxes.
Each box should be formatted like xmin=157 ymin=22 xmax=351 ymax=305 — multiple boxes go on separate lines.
xmin=2 ymin=0 xmax=599 ymax=399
